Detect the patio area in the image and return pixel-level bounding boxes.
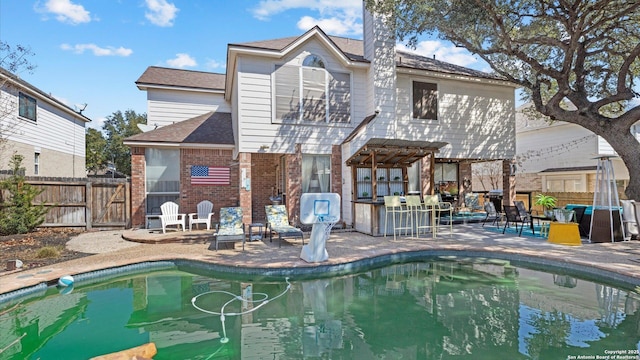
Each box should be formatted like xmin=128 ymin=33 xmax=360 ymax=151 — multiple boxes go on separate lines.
xmin=2 ymin=222 xmax=640 ymax=296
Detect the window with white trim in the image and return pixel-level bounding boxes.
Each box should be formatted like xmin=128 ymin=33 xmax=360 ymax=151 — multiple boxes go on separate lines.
xmin=274 ymin=54 xmax=350 ymax=123
xmin=34 ymin=152 xmax=40 ymax=175
xmin=302 ymin=154 xmax=331 ymax=193
xmin=412 ymin=81 xmax=438 ymax=120
xmin=145 ymin=148 xmax=180 ymax=214
xmin=19 ymin=92 xmax=37 ymax=121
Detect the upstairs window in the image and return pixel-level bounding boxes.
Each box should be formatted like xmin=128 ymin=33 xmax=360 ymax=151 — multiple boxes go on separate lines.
xmin=274 ymin=54 xmax=350 ymax=124
xmin=19 ymin=92 xmax=37 ymax=121
xmin=413 ymin=81 xmax=438 ymax=120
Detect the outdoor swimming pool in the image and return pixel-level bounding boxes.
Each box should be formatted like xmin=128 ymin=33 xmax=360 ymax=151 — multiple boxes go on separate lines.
xmin=1 ymin=257 xmax=639 ymax=359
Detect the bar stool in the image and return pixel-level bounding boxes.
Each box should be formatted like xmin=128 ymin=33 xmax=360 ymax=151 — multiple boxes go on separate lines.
xmin=405 ymin=195 xmax=433 ymax=237
xmin=424 ymin=195 xmax=453 ymax=237
xmin=384 ymin=195 xmax=412 ymax=240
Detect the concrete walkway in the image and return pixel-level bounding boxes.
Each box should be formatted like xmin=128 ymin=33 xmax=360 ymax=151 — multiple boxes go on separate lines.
xmin=2 ymin=223 xmax=640 ymax=296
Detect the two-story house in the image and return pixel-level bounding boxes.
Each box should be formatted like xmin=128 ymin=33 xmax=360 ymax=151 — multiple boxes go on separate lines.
xmin=124 ymin=7 xmax=517 ymax=232
xmin=0 ymin=66 xmax=90 ymax=177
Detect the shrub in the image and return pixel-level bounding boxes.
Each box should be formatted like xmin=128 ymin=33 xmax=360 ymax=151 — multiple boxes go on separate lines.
xmin=36 ymin=246 xmax=60 ymax=258
xmin=0 ymin=155 xmax=48 ymax=235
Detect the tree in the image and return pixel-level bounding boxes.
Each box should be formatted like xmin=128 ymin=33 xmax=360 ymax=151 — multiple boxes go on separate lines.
xmin=365 ymin=0 xmax=640 ymax=200
xmin=99 ymin=109 xmax=145 ymax=176
xmin=0 ymin=41 xmax=36 ymax=166
xmin=86 ymin=128 xmax=108 ymax=175
xmin=0 ymin=155 xmax=48 ymax=235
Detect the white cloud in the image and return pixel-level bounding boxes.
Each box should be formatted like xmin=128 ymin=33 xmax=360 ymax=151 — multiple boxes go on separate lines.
xmin=396 ymin=41 xmax=479 ymax=68
xmin=60 ymin=43 xmax=133 ymax=57
xmin=252 ymin=0 xmax=361 ymax=20
xmin=145 ymin=0 xmax=179 ymax=27
xmin=205 ymin=59 xmax=224 ymax=70
xmin=251 ymin=1 xmax=362 ymax=36
xmin=40 ymin=0 xmax=91 ymax=24
xmin=296 ymin=14 xmax=360 ymax=36
xmin=167 ymin=53 xmax=197 ymax=68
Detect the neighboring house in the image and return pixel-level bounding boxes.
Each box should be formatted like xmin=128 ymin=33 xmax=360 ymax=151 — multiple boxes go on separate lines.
xmin=515 ymin=103 xmax=640 ymax=193
xmin=0 ymin=66 xmax=90 ymax=177
xmin=125 ymin=7 xmax=517 ymax=229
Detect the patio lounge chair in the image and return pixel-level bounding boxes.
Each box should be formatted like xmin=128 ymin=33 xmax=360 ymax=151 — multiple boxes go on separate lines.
xmin=159 ymin=201 xmax=186 ymax=233
xmin=265 ymin=205 xmax=304 ymax=248
xmin=503 ymin=205 xmax=532 ymax=236
xmin=482 ymin=201 xmax=503 ymax=227
xmin=188 ymin=200 xmax=215 ymax=230
xmin=464 ymin=193 xmax=483 ymax=212
xmin=212 ymin=207 xmax=245 ymax=250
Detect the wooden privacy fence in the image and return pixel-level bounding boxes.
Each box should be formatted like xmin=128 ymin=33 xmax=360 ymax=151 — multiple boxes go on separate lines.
xmin=0 ymin=176 xmax=130 ymax=230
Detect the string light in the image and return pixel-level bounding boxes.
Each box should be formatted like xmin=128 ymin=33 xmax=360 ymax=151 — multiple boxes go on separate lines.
xmin=515 ymin=134 xmax=597 ymax=173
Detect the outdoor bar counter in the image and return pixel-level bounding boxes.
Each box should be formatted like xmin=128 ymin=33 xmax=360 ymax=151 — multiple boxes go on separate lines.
xmin=353 ymin=199 xmax=431 ymax=236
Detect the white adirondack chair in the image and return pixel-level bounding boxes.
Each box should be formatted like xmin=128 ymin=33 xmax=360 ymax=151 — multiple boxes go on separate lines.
xmin=159 ymin=201 xmax=186 ymax=233
xmin=188 ymin=200 xmax=215 ymax=230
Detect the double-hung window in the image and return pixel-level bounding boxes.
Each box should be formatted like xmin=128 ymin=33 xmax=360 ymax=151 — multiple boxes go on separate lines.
xmin=19 ymin=92 xmax=37 ymax=121
xmin=274 ymin=54 xmax=350 ymax=123
xmin=413 ymin=81 xmax=438 ymax=120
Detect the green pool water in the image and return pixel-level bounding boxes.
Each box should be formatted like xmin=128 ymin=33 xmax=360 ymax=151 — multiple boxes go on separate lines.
xmin=1 ymin=258 xmax=639 ymax=359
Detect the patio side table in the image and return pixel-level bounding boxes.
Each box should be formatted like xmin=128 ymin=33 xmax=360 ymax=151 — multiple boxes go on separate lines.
xmin=248 ymin=223 xmax=264 ymax=241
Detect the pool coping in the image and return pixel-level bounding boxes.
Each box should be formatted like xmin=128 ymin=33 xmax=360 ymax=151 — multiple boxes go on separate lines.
xmin=2 ymin=223 xmax=640 ymax=304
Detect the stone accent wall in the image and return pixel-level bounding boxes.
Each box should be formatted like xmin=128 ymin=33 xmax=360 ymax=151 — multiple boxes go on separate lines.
xmin=130 ymin=146 xmax=146 ymax=228
xmin=180 ymin=149 xmax=238 ymax=222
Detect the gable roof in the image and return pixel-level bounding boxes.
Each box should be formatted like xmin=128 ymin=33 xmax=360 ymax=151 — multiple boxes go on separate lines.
xmin=232 ymin=28 xmax=503 ymax=81
xmin=0 ymin=66 xmax=91 ymax=123
xmin=124 ymin=111 xmax=234 ymax=146
xmin=136 ymin=66 xmax=226 ymax=92
xmin=137 ymin=27 xmax=510 ymax=96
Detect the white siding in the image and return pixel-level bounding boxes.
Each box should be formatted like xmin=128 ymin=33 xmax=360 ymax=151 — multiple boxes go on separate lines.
xmin=234 ymin=39 xmax=368 ymax=155
xmin=397 ymin=74 xmax=515 ymax=159
xmin=596 ymin=135 xmax=615 ymax=155
xmin=516 ymin=123 xmax=597 ymax=173
xmin=146 ymin=88 xmax=231 ymax=128
xmin=1 ymin=86 xmax=86 ymax=177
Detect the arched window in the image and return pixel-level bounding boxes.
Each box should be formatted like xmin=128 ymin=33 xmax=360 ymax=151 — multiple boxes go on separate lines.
xmin=274 ymin=54 xmax=350 ymax=123
xmin=302 ymin=54 xmax=325 ymax=68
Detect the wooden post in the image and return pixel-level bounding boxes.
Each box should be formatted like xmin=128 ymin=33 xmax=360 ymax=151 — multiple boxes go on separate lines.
xmin=85 ymin=181 xmax=92 ymax=230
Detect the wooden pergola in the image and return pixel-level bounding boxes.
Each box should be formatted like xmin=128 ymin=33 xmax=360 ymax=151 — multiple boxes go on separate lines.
xmin=346 ymin=139 xmax=448 ymax=200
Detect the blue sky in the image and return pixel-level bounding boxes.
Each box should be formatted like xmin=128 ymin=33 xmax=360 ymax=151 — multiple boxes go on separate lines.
xmin=0 ymin=0 xmax=488 ymax=130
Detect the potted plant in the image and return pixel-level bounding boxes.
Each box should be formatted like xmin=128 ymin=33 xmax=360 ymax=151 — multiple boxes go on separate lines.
xmin=362 ymin=191 xmax=369 ymax=198
xmin=379 ymin=176 xmax=385 ymax=181
xmin=535 ymin=194 xmax=557 ymax=218
xmin=364 ymin=175 xmax=370 ymax=180
xmin=394 ymin=176 xmax=401 ymax=181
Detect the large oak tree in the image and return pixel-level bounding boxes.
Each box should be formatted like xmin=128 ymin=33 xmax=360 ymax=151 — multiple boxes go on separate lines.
xmin=366 ymin=0 xmax=640 ymax=199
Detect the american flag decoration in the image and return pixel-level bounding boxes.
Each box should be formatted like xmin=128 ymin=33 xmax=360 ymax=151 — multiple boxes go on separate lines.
xmin=190 ymin=165 xmax=230 ymax=185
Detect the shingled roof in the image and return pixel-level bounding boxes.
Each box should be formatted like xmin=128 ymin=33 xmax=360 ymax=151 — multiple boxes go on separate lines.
xmin=136 ymin=66 xmax=226 ymax=91
xmin=125 ymin=112 xmax=234 ymax=145
xmin=234 ymin=33 xmax=504 ymax=81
